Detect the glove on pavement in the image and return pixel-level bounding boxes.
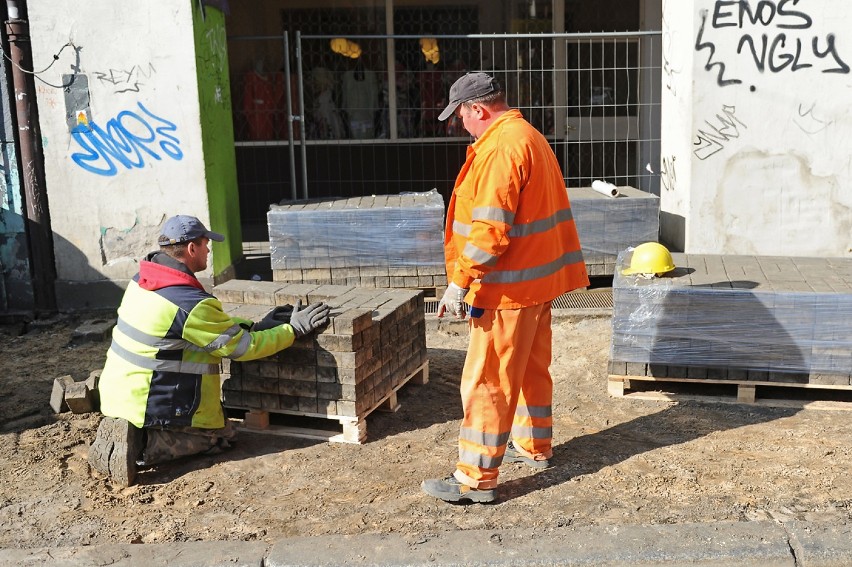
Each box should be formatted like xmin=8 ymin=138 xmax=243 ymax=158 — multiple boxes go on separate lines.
xmin=253 ymin=305 xmax=294 ymax=332
xmin=288 ymin=300 xmax=331 ymax=338
xmin=437 ymin=282 xmax=469 ymax=319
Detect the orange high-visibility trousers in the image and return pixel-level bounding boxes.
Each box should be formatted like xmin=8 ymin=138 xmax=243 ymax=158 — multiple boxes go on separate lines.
xmin=454 ymin=302 xmax=554 ymax=489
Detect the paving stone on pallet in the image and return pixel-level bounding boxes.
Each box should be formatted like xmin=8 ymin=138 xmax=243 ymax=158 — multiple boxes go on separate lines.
xmin=272 ymin=268 xmax=303 ymax=282
xmin=273 ymin=283 xmax=319 ymax=305
xmin=612 ymin=252 xmax=852 ymax=389
xmin=211 ymin=279 xmax=252 ymax=303
xmin=568 ymin=186 xmax=659 ymax=276
xmin=242 ymin=391 xmax=262 ymax=407
xmin=219 ymin=302 xmax=269 ymax=323
xmin=331 ymin=309 xmax=373 ymax=334
xmin=243 ymin=376 xmax=280 ymax=395
xmin=315 ymin=332 xmax=360 ymax=352
xmin=217 ymin=281 xmax=427 ymax=434
xmin=243 ymin=281 xmax=286 ymax=305
xmin=268 ymin=192 xmax=444 ymax=288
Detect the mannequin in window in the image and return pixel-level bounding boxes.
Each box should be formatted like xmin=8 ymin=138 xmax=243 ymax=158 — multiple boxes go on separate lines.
xmin=419 ymin=60 xmax=444 ymax=137
xmin=308 ymin=66 xmax=345 ymax=140
xmin=377 ymin=60 xmax=415 ymax=139
xmin=242 ymin=56 xmax=276 ymax=141
xmin=341 ymin=59 xmax=379 ymax=139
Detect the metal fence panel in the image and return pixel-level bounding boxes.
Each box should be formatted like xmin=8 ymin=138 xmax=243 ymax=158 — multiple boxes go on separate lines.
xmin=229 ymin=31 xmax=661 ymax=224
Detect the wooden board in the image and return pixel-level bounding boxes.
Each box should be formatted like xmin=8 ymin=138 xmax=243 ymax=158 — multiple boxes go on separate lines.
xmin=608 ymin=374 xmax=852 ymax=411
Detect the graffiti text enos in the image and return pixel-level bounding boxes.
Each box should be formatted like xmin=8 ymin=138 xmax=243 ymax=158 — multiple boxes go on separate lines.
xmin=70 ymin=103 xmax=183 ymax=177
xmin=697 ymin=0 xmax=850 ymax=89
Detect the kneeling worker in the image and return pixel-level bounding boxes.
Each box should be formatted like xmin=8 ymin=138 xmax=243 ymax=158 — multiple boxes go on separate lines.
xmin=89 ymin=215 xmax=330 ymax=486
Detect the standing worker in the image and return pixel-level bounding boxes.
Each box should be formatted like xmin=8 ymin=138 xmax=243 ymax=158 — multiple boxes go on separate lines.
xmin=89 ymin=215 xmax=330 ymax=487
xmin=422 ymin=72 xmax=589 ymax=503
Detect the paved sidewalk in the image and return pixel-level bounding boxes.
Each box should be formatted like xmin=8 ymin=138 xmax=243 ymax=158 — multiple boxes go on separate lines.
xmin=3 ymin=520 xmax=851 ymax=566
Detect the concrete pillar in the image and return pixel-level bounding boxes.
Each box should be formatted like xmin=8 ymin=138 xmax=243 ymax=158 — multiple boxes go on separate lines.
xmin=660 ymin=0 xmax=852 ymax=257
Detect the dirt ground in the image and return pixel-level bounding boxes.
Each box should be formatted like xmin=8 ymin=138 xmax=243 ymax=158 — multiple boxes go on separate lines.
xmin=2 ymin=310 xmax=852 ymax=549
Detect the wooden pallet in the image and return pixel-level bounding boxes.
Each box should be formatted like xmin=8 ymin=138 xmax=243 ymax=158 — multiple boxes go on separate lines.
xmin=230 ymin=360 xmax=429 ymax=444
xmin=608 ymin=374 xmax=852 ymax=411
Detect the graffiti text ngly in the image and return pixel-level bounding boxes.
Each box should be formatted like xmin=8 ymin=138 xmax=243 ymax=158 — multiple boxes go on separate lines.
xmin=697 ymin=1 xmax=850 ymax=89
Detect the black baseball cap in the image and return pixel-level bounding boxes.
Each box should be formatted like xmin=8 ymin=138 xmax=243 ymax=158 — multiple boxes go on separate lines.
xmin=438 ymin=72 xmax=500 ymax=121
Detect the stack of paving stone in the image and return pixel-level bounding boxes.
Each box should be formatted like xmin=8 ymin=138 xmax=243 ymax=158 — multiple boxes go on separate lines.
xmin=213 ymin=279 xmax=427 ymax=443
xmin=609 ymin=251 xmax=852 ymax=385
xmin=568 ymin=186 xmax=660 ymax=276
xmin=268 ymin=190 xmax=446 ymax=289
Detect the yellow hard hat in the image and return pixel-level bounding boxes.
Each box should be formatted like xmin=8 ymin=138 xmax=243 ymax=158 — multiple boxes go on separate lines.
xmin=622 ymin=242 xmax=675 ymax=276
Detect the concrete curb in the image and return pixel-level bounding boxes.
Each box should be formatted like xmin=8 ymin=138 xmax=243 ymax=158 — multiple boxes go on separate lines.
xmin=4 ymin=521 xmax=852 ymax=567
xmin=0 ymin=540 xmax=270 ymax=567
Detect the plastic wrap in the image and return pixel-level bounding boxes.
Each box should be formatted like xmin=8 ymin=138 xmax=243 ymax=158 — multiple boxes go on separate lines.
xmin=568 ymin=186 xmax=659 ymax=276
xmin=591 ymin=179 xmax=620 ymax=197
xmin=268 ymin=190 xmax=445 ymax=270
xmin=610 ymin=250 xmax=852 ymax=375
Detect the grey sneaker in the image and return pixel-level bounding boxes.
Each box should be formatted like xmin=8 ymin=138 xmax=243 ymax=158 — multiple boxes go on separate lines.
xmin=88 ymin=417 xmax=143 ymax=486
xmin=421 ymin=475 xmax=495 ymax=504
xmin=503 ymin=440 xmax=551 ymax=469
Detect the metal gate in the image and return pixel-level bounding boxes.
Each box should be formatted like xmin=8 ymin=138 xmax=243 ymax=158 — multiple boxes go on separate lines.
xmin=229 ymin=31 xmax=662 ymax=224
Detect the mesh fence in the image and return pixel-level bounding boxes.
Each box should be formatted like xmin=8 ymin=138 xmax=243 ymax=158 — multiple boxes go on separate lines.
xmin=229 ymin=27 xmax=661 ymax=223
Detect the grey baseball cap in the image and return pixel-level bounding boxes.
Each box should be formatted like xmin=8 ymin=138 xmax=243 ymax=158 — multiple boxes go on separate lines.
xmin=158 ymin=215 xmax=224 ymax=246
xmin=438 ymin=72 xmax=500 ymax=121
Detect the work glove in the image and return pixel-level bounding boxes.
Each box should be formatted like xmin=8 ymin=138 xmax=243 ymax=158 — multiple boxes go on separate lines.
xmin=252 ymin=305 xmax=294 ymax=332
xmin=437 ymin=282 xmax=469 ymax=319
xmin=288 ymin=300 xmax=331 ymax=338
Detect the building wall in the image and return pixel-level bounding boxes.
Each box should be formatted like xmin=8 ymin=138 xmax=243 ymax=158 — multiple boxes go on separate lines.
xmin=661 ymin=0 xmax=852 ymax=256
xmin=27 ymin=0 xmax=237 ymax=309
xmin=193 ymin=5 xmax=242 ymax=278
xmin=0 ymin=55 xmax=32 ymax=311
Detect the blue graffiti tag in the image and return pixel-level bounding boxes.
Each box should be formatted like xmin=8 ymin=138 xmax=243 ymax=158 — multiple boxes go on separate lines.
xmin=70 ymin=102 xmax=183 ymax=176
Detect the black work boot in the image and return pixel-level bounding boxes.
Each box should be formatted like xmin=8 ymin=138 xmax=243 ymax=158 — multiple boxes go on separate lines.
xmin=421 ymin=475 xmax=495 ymax=503
xmin=503 ymin=440 xmax=551 ymax=469
xmin=88 ymin=417 xmax=143 ymax=487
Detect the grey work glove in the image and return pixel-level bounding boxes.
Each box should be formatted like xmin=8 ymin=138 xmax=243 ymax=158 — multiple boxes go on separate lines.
xmin=437 ymin=282 xmax=469 ymax=319
xmin=288 ymin=300 xmax=331 ymax=338
xmin=252 ymin=305 xmax=294 ymax=332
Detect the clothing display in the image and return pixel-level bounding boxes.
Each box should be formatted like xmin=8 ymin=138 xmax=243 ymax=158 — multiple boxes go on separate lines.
xmin=240 ymin=70 xmax=296 ymax=141
xmin=309 ymin=67 xmax=345 ymax=140
xmin=376 ymin=62 xmax=416 ymax=139
xmin=419 ymin=65 xmax=444 ymax=136
xmin=341 ymin=67 xmax=379 ymax=139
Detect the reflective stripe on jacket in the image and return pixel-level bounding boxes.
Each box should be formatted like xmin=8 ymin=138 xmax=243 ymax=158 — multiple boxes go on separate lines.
xmin=444 ymin=109 xmax=589 ymax=309
xmin=99 ymin=260 xmax=296 ymax=429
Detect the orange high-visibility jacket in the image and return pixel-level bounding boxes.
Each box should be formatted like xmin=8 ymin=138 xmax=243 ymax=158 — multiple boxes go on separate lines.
xmin=444 ymin=109 xmax=588 ymax=309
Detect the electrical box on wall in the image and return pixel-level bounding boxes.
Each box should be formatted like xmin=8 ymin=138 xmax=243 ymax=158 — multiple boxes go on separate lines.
xmin=63 ymin=74 xmax=91 ymax=132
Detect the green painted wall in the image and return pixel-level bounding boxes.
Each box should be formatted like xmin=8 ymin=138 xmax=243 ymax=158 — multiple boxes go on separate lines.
xmin=191 ymin=3 xmax=241 ymax=276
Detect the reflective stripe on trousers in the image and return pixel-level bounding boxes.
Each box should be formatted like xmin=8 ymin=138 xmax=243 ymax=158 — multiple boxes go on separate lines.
xmin=455 ymin=302 xmax=554 ymax=490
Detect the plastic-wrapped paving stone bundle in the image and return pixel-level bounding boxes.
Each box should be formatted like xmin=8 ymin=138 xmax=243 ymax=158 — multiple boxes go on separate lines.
xmin=609 ymin=250 xmax=852 ymax=384
xmin=268 ymin=190 xmax=446 ymax=288
xmin=568 ymin=186 xmax=660 ymax=276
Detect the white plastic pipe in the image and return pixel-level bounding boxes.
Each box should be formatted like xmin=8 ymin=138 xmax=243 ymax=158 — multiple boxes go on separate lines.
xmin=591 ymin=180 xmax=619 ymax=198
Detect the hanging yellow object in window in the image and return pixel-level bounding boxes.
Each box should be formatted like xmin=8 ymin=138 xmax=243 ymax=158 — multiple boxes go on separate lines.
xmin=330 ymin=38 xmax=361 ymax=59
xmin=419 ymin=38 xmax=440 ymax=64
